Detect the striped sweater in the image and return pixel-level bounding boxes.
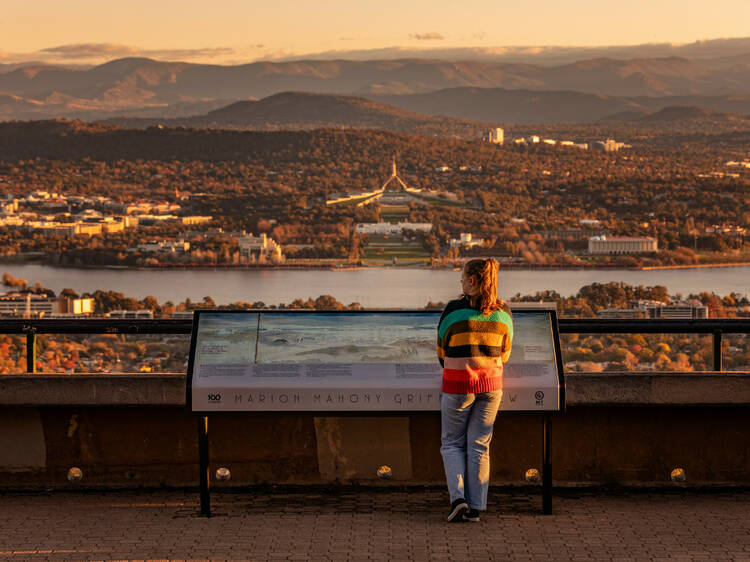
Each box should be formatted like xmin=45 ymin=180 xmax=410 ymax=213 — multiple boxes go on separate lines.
xmin=437 ymin=297 xmax=514 ymax=394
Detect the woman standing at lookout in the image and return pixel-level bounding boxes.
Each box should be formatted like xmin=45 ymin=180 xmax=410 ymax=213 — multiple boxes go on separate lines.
xmin=436 ymin=258 xmax=513 ymax=522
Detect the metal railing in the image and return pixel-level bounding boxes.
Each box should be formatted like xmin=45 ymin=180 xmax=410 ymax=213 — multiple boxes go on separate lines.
xmin=0 ymin=319 xmax=190 ymax=374
xmin=1 ymin=317 xmax=748 ymax=374
xmin=557 ymin=319 xmax=750 ymax=372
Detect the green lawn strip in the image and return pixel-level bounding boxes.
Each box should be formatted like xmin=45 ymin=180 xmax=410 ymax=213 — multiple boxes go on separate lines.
xmin=363 ymin=251 xmax=430 ymax=260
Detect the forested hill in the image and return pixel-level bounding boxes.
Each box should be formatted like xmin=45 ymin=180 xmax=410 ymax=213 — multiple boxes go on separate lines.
xmin=102 ymin=92 xmax=491 ymax=139
xmin=0 ymin=119 xmax=490 ymax=163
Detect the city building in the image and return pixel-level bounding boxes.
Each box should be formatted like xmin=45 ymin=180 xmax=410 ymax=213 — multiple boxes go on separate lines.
xmin=40 ymin=199 xmax=68 ymax=211
xmin=355 ymin=222 xmax=433 ymax=235
xmin=171 ymin=310 xmax=195 ymax=319
xmin=579 ymin=219 xmax=601 ymax=227
xmin=588 ymin=236 xmax=658 ymax=254
xmin=593 ymin=139 xmax=628 ymax=152
xmin=598 ymin=300 xmax=708 ymax=319
xmin=27 ymin=222 xmax=78 ymax=237
xmin=135 ymin=240 xmax=190 ymax=253
xmin=75 ymin=223 xmax=103 ymax=236
xmin=648 ymin=300 xmax=709 ymax=319
xmin=487 ymin=128 xmax=504 ymax=144
xmin=75 ymin=209 xmax=104 ymax=221
xmin=134 ymin=214 xmax=180 ymax=225
xmin=123 ymin=202 xmax=152 ymax=215
xmin=327 ymin=160 xmax=424 ymax=206
xmin=326 ymin=189 xmax=384 ymax=206
xmin=418 ymin=189 xmax=458 ymax=202
xmin=0 ymin=197 xmax=19 ymax=214
xmin=58 ymin=297 xmax=95 ymax=315
xmin=449 ymin=233 xmax=484 ymax=248
xmin=239 ymin=233 xmax=283 ymax=261
xmin=107 ymin=310 xmax=154 ymax=319
xmin=28 ymin=191 xmax=57 ymax=200
xmin=181 ymin=216 xmax=213 ymax=225
xmin=102 ymin=218 xmax=125 ymax=234
xmin=0 ymin=216 xmax=23 ymax=227
xmin=0 ymin=293 xmax=93 ymax=317
xmin=152 ymin=203 xmax=181 ymax=214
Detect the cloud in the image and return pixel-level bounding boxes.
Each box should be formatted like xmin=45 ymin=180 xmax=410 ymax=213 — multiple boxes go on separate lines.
xmin=141 ymin=47 xmax=236 ymax=60
xmin=38 ymin=43 xmax=239 ymax=61
xmin=410 ymin=32 xmax=445 ymax=41
xmin=40 ymin=43 xmax=140 ymax=58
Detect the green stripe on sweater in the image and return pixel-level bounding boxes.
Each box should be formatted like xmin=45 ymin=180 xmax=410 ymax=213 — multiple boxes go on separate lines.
xmin=438 ymin=308 xmax=513 ymax=340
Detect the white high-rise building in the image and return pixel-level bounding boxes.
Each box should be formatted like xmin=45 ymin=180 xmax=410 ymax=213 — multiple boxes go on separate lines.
xmin=488 ymin=128 xmax=504 ymax=145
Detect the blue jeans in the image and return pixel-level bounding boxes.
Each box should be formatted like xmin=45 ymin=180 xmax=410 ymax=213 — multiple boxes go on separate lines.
xmin=440 ymin=391 xmax=502 ymax=510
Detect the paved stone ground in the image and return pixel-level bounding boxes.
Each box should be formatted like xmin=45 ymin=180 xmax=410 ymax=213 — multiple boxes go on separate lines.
xmin=0 ymin=488 xmax=749 ymax=561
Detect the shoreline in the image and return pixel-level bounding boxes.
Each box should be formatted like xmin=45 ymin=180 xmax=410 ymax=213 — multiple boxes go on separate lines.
xmin=639 ymin=262 xmax=750 ymax=271
xmin=2 ymin=259 xmax=750 ymax=272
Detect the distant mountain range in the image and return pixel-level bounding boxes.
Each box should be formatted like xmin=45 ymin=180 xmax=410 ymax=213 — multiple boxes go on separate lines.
xmin=277 ymin=37 xmax=750 ymax=66
xmin=102 ymin=92 xmax=490 ymax=137
xmin=371 ymin=88 xmax=750 ymax=124
xmin=3 ymin=53 xmax=750 ymax=122
xmin=627 ymin=105 xmax=750 ymax=131
xmin=100 ymin=91 xmax=750 ymax=136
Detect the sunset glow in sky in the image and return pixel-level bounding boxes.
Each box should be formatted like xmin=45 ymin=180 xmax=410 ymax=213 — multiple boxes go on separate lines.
xmin=3 ymin=0 xmax=750 ymax=64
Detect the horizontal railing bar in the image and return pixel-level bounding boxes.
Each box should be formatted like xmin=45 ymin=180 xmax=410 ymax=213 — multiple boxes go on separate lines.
xmin=557 ymin=319 xmax=750 ymax=334
xmin=0 ymin=317 xmax=746 ymax=335
xmin=0 ymin=319 xmax=193 ymax=335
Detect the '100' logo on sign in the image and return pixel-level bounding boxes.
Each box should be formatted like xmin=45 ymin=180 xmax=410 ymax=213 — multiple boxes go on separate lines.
xmin=208 ymin=394 xmax=222 ymax=403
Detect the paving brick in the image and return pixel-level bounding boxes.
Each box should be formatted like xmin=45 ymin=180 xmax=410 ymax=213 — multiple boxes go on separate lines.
xmin=0 ymin=488 xmax=749 ymax=560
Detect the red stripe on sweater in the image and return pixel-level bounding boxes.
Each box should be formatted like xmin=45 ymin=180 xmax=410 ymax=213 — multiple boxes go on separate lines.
xmin=442 ymin=375 xmax=503 ymax=395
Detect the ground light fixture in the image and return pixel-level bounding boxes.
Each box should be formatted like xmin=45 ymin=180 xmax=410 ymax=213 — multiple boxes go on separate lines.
xmin=67 ymin=467 xmax=83 ymax=482
xmin=525 ymin=468 xmax=540 ymax=482
xmin=377 ymin=465 xmax=392 ymax=479
xmin=670 ymin=468 xmax=686 ymax=482
xmin=215 ymin=467 xmax=231 ymax=481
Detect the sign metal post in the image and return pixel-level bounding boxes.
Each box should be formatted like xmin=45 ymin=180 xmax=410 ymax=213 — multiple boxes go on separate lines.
xmin=542 ymin=415 xmax=552 ymax=514
xmin=198 ymin=416 xmax=210 ymax=517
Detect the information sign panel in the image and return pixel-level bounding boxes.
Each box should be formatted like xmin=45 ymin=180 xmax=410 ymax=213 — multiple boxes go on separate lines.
xmin=187 ymin=309 xmax=564 ymax=413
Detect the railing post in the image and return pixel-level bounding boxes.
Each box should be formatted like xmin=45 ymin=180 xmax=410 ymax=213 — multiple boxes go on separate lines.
xmin=198 ymin=416 xmax=211 ymax=517
xmin=26 ymin=330 xmax=36 ymax=374
xmin=712 ymin=330 xmax=722 ymax=372
xmin=542 ymin=415 xmax=552 ymax=515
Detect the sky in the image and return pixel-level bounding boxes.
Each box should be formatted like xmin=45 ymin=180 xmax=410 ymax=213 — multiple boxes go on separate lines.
xmin=3 ymin=0 xmax=750 ymax=65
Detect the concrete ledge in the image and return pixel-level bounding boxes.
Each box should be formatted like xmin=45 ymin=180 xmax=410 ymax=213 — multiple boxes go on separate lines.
xmin=0 ymin=374 xmax=185 ymax=406
xmin=567 ymin=372 xmax=750 ymax=405
xmin=1 ymin=372 xmax=749 ymax=407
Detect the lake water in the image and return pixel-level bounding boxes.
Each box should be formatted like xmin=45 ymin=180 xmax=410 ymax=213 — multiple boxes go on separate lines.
xmin=3 ymin=264 xmax=748 ymax=308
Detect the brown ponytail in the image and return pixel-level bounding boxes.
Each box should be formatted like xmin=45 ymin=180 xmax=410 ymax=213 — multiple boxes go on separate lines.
xmin=464 ymin=258 xmax=502 ymax=316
